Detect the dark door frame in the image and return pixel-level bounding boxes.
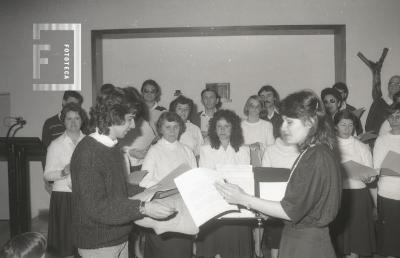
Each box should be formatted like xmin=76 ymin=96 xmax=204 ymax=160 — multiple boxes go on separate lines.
xmin=91 ymin=25 xmax=346 ymax=103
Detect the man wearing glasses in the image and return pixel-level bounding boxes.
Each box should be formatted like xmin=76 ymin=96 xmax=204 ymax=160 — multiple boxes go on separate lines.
xmin=366 ymin=75 xmax=400 ymax=134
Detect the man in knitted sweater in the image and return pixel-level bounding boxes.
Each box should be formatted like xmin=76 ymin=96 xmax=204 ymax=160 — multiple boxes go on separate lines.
xmin=70 ymin=100 xmax=175 ymax=258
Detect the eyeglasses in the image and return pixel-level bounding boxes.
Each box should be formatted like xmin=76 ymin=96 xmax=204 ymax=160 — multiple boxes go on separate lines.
xmin=324 ymin=99 xmax=337 ymax=104
xmin=388 ymin=114 xmax=400 ymax=121
xmin=143 ymin=89 xmax=157 ymax=94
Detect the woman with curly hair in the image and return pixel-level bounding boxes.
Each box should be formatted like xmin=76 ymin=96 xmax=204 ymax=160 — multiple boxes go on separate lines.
xmin=216 ymin=90 xmax=342 ymax=258
xmin=196 ymin=109 xmax=252 ymax=258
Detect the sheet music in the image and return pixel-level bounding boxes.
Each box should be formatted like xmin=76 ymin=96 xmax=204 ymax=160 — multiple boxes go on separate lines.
xmin=154 ymin=163 xmax=192 ymax=190
xmin=174 ymin=167 xmax=239 ymax=227
xmin=216 ymin=165 xmax=255 ymax=218
xmin=342 ymin=160 xmax=377 ymax=180
xmin=381 ymin=151 xmax=400 ymax=177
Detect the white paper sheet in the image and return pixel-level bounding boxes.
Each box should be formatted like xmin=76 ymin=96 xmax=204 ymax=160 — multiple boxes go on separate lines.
xmin=174 ymin=167 xmax=239 ymax=227
xmin=216 ymin=164 xmax=255 ymax=218
xmin=259 ymin=182 xmax=288 ymax=201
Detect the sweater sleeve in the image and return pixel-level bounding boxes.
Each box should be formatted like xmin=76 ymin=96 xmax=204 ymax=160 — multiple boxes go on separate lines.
xmin=72 ymin=147 xmax=144 ymax=225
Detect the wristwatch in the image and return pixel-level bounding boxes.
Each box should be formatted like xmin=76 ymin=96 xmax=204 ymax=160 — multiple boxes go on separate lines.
xmin=139 ymin=201 xmax=147 ymax=216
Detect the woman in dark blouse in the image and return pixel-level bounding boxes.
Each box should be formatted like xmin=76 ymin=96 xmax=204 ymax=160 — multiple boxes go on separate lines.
xmin=216 ymin=90 xmax=342 ymax=258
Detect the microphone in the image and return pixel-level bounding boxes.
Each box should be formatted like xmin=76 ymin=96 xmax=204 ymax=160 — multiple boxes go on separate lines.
xmin=9 ymin=116 xmax=26 ymax=125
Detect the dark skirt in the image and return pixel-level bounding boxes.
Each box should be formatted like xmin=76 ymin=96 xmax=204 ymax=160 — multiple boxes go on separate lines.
xmin=196 ymin=220 xmax=253 ymax=258
xmin=279 ymin=224 xmax=335 ymax=258
xmin=330 ymin=188 xmax=376 ymax=256
xmin=376 ymin=195 xmax=400 ymax=257
xmin=263 ymin=218 xmax=284 ymax=249
xmin=144 ymin=230 xmax=193 ymax=258
xmin=47 ymin=191 xmax=75 ymax=256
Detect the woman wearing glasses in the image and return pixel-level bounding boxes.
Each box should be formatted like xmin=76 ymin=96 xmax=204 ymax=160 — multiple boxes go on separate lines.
xmin=141 ymin=79 xmax=167 ymax=133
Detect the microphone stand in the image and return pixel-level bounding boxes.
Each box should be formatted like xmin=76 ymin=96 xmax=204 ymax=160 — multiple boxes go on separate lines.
xmin=6 ymin=119 xmax=25 ymax=138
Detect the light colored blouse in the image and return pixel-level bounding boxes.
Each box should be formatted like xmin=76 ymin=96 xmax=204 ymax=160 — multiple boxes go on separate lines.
xmin=262 ymin=137 xmax=299 ymax=169
xmin=44 ymin=131 xmax=84 ymax=192
xmin=241 ymin=119 xmax=275 ymax=149
xmin=140 ymin=138 xmax=197 ymax=188
xmin=337 ymin=136 xmax=373 ymax=189
xmin=374 ymin=133 xmax=400 ymax=200
xmin=180 ymin=121 xmax=204 ymax=156
xmin=199 ymin=143 xmax=250 ymax=169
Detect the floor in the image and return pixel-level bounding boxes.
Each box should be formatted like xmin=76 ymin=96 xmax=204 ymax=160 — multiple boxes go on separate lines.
xmin=0 ymin=215 xmax=386 ymax=258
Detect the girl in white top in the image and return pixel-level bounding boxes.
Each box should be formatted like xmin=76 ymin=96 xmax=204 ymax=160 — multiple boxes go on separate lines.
xmin=262 ymin=137 xmax=299 ymax=168
xmin=261 ymin=137 xmax=299 ymax=258
xmin=330 ymin=110 xmax=376 ymax=258
xmin=241 ymin=95 xmax=275 ymax=156
xmin=373 ymin=103 xmax=400 ymax=258
xmin=140 ymin=112 xmax=197 ymax=188
xmin=197 ymin=109 xmax=251 ymax=258
xmin=139 ymin=111 xmax=197 ymax=258
xmin=169 ymin=95 xmax=204 ymax=157
xmin=44 ymin=103 xmax=86 ymax=257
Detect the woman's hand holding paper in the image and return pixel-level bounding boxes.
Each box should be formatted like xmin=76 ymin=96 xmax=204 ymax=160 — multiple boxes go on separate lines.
xmin=360 ymin=175 xmax=377 ymax=184
xmin=215 ymin=181 xmax=251 ymax=208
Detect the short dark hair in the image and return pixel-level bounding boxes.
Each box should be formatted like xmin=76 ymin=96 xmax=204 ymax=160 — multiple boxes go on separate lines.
xmin=332 ymin=82 xmax=348 ymax=95
xmin=387 ymin=102 xmax=400 ymax=116
xmin=321 ymin=87 xmax=342 ymax=103
xmin=100 ymin=83 xmax=115 ymax=95
xmin=123 ymin=86 xmax=147 ymax=121
xmin=280 ymin=90 xmax=336 ymax=151
xmin=169 ymin=95 xmax=194 ymax=115
xmin=60 ymin=102 xmax=88 ymax=131
xmin=156 ymin=111 xmax=186 ymax=139
xmin=333 ymin=109 xmax=356 ymax=126
xmin=200 ymin=88 xmax=222 ymax=109
xmin=63 ymin=91 xmax=83 ymax=105
xmin=141 ymin=79 xmax=162 ymax=102
xmin=208 ymin=109 xmax=244 ymax=152
xmin=258 ymin=85 xmax=280 ymax=104
xmin=1 ymin=232 xmax=46 ymax=258
xmin=392 ymin=90 xmax=400 ymax=103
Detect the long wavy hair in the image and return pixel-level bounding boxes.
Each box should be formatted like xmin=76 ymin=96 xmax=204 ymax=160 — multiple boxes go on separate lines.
xmin=280 ymin=90 xmax=337 ymax=151
xmin=208 ymin=109 xmax=244 ymax=152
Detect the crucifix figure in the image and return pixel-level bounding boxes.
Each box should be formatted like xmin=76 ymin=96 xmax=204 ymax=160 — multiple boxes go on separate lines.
xmin=358 ymin=48 xmax=390 ymax=134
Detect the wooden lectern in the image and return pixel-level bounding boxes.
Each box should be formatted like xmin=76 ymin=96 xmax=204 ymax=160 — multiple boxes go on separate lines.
xmin=0 ymin=137 xmax=46 ymax=237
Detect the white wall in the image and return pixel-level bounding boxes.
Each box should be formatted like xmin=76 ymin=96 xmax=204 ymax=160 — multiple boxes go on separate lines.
xmin=103 ymin=35 xmax=335 ymax=115
xmin=1 ymin=0 xmax=400 ymax=217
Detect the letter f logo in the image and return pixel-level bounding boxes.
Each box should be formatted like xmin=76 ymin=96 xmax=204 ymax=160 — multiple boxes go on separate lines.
xmin=33 ymin=24 xmax=50 ymax=79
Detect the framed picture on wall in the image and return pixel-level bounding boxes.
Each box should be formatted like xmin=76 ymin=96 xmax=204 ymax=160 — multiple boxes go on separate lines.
xmin=206 ymin=82 xmax=231 ymax=103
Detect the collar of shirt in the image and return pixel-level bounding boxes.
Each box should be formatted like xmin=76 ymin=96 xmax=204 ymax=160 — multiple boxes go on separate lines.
xmin=63 ymin=131 xmax=85 ymax=145
xmin=200 ymin=108 xmax=217 ymax=118
xmin=150 ymin=102 xmax=160 ymax=111
xmin=160 ymin=137 xmax=180 ymax=150
xmin=267 ymin=108 xmax=279 ymax=120
xmin=90 ymin=129 xmax=118 ymax=147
